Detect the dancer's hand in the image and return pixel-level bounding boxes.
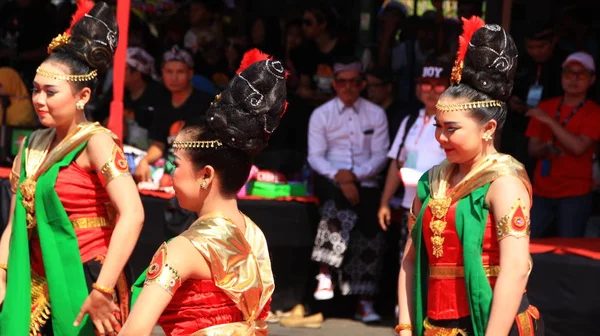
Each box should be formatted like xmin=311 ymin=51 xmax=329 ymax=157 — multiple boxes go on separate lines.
xmin=340 ymin=182 xmax=360 ymax=206
xmin=377 ymin=205 xmax=391 ymax=231
xmin=74 ymin=289 xmax=120 ymax=335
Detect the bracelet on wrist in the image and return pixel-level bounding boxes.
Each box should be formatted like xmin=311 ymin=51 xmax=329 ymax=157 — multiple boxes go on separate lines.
xmin=0 ymin=264 xmax=7 ymax=271
xmin=395 ymin=323 xmax=412 ymax=334
xmin=92 ymin=282 xmax=115 ymax=296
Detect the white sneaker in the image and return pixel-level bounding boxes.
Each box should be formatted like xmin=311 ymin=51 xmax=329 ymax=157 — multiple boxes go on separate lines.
xmin=313 ymin=273 xmax=334 ymax=300
xmin=355 ymin=300 xmax=382 ymax=324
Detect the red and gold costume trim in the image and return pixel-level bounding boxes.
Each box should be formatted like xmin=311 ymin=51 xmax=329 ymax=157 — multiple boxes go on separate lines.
xmin=429 ymin=265 xmax=500 ymax=279
xmin=516 ymin=306 xmax=540 ymax=336
xmin=496 ymin=198 xmax=530 ymax=241
xmin=30 ymin=272 xmax=50 ymax=336
xmin=98 ymin=144 xmax=130 ymax=186
xmin=71 ymin=216 xmax=113 ymax=230
xmin=423 ymin=318 xmax=468 ymax=336
xmin=145 ymin=243 xmax=182 ymax=296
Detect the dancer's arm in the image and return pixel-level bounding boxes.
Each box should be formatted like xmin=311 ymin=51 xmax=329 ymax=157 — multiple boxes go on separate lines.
xmin=120 ymin=236 xmax=211 ymax=336
xmin=397 ymin=197 xmax=420 ymax=335
xmin=74 ymin=134 xmax=144 ymax=333
xmin=485 ymin=175 xmax=531 ymax=336
xmin=87 ymin=134 xmax=145 ymax=293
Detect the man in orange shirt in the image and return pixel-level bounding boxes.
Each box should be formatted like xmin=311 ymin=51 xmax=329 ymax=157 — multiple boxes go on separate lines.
xmin=525 ymin=51 xmax=600 ymax=237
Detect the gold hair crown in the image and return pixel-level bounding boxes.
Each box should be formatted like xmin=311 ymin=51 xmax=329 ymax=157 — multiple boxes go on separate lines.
xmin=172 ymin=140 xmax=223 ymax=149
xmin=48 ymin=33 xmax=71 ymax=54
xmin=36 ymin=67 xmax=98 ymax=82
xmin=436 ymin=100 xmax=503 ymax=112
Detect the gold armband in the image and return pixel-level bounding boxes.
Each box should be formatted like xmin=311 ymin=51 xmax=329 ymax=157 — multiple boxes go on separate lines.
xmin=407 ymin=206 xmax=417 ymax=234
xmin=99 ymin=144 xmax=130 ymax=186
xmin=0 ymin=263 xmax=7 ymax=271
xmin=496 ymin=198 xmax=530 ymax=241
xmin=144 ymin=243 xmax=182 ymax=295
xmin=395 ymin=323 xmax=412 ymax=334
xmin=92 ymin=282 xmax=115 ymax=296
xmin=9 ymin=170 xmax=19 ymax=194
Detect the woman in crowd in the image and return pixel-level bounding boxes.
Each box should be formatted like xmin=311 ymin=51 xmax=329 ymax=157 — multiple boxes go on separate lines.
xmin=0 ymin=67 xmax=38 ymax=127
xmin=0 ymin=2 xmax=144 ymax=335
xmin=120 ymin=49 xmax=286 ymax=336
xmin=396 ymin=18 xmax=544 ymax=336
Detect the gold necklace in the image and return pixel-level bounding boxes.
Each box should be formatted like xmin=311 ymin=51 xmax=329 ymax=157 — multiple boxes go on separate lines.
xmin=428 ymin=165 xmax=456 ymax=258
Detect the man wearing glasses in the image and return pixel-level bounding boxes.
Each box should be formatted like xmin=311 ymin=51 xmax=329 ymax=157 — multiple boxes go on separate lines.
xmin=308 ymin=57 xmax=389 ymax=323
xmin=526 ymin=51 xmax=600 ymax=238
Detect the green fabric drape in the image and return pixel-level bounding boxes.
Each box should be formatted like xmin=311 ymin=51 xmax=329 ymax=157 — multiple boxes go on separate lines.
xmin=411 ymin=171 xmax=493 ymax=336
xmin=0 ymin=141 xmax=94 ymax=335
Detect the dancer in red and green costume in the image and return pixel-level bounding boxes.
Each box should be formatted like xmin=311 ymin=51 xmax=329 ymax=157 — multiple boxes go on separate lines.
xmin=395 ymin=18 xmax=544 ymax=336
xmin=0 ymin=2 xmax=144 ymax=335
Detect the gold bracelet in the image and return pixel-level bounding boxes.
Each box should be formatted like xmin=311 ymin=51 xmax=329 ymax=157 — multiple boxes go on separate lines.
xmin=0 ymin=264 xmax=7 ymax=271
xmin=92 ymin=282 xmax=115 ymax=296
xmin=395 ymin=324 xmax=412 ymax=334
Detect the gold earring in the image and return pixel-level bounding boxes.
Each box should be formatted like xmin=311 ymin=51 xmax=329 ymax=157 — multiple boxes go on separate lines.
xmin=482 ymin=133 xmax=493 ymax=141
xmin=200 ymin=179 xmax=208 ymax=190
xmin=76 ymin=101 xmax=85 ymax=110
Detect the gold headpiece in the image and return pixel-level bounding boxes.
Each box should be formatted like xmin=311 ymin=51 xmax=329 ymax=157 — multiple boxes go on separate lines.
xmin=172 ymin=140 xmax=223 ymax=149
xmin=36 ymin=67 xmax=98 ymax=82
xmin=436 ymin=100 xmax=503 ymax=112
xmin=48 ymin=33 xmax=71 ymax=54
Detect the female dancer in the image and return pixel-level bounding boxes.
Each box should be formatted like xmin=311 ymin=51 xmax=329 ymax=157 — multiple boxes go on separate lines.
xmin=120 ymin=49 xmax=286 ymax=336
xmin=396 ymin=18 xmax=543 ymax=336
xmin=0 ymin=2 xmax=144 ymax=335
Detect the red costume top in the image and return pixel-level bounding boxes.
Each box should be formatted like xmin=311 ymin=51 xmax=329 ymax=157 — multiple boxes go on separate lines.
xmin=159 ymin=280 xmax=270 ymax=336
xmin=143 ymin=214 xmax=275 ymax=336
xmin=30 ymin=163 xmax=113 ymax=276
xmin=422 ymin=199 xmax=500 ymax=320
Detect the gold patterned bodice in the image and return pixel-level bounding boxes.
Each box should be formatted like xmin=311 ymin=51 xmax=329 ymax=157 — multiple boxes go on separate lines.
xmin=180 ymin=213 xmax=275 ymax=336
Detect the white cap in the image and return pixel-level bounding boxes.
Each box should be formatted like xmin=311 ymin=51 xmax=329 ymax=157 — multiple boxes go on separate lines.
xmin=562 ymin=51 xmax=596 ymax=72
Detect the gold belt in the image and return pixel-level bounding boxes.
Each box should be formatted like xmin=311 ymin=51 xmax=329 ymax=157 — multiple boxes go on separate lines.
xmin=429 ymin=265 xmax=500 ymax=278
xmin=71 ymin=217 xmax=113 ymax=229
xmin=423 ymin=318 xmax=468 ymax=336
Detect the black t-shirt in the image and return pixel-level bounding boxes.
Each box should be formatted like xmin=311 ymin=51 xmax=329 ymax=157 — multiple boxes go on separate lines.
xmin=149 ymin=88 xmax=213 ymax=162
xmin=292 ymin=39 xmax=355 ymax=96
xmin=124 ymin=81 xmax=168 ymax=131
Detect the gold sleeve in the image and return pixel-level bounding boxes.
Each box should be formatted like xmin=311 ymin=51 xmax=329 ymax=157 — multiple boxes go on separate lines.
xmin=496 ymin=198 xmax=530 ymax=241
xmin=98 ymin=144 xmax=130 ymax=186
xmin=144 ymin=243 xmax=182 ymax=296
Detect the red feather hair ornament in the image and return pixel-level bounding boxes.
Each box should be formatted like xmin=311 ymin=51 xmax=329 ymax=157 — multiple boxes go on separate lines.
xmin=66 ymin=0 xmax=95 ymax=34
xmin=236 ymin=48 xmax=272 ymax=74
xmin=47 ymin=0 xmax=95 ymax=53
xmin=235 ymin=48 xmax=290 ymax=118
xmin=451 ymin=16 xmax=485 ymax=84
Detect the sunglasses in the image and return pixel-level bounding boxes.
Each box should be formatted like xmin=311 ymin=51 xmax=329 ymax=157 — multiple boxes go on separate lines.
xmin=562 ymin=69 xmax=593 ymax=80
xmin=420 ymin=83 xmax=447 ymax=93
xmin=335 ymin=77 xmax=363 ymax=87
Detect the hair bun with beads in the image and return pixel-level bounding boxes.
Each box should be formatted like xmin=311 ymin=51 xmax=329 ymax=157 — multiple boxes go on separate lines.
xmin=206 ymin=49 xmax=288 ymax=157
xmin=461 ymin=22 xmax=518 ymax=102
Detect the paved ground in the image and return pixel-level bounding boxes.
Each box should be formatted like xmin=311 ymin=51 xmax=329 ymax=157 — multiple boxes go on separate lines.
xmin=152 ymin=319 xmax=396 ymax=335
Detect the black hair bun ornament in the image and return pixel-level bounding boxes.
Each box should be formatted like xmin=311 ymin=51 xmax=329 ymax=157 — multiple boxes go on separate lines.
xmin=206 ymin=49 xmax=288 ymax=156
xmin=462 ymin=23 xmax=518 ymax=101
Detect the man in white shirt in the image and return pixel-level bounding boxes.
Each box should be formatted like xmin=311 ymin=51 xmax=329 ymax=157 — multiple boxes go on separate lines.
xmin=307 ymin=57 xmax=389 ymax=323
